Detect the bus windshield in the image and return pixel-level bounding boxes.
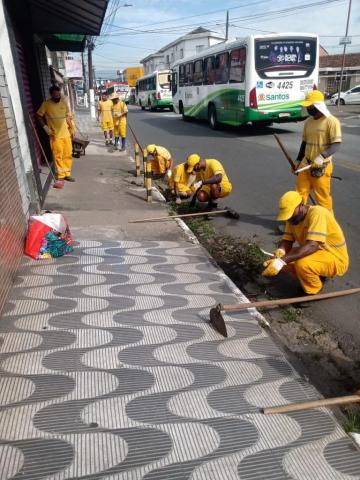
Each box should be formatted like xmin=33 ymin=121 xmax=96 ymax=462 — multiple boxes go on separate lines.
xmin=255 ymin=38 xmax=317 ymax=78
xmin=158 ymin=73 xmax=170 ymax=89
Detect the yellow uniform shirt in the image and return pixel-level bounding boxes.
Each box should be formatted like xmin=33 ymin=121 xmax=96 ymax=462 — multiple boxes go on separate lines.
xmin=197 ymin=159 xmax=232 ymax=190
xmin=37 ymin=99 xmax=71 ymax=139
xmin=169 ymin=163 xmax=193 ymax=192
xmin=283 ymin=206 xmax=348 ymax=275
xmin=98 ymin=100 xmax=113 ymax=123
xmin=113 ymin=101 xmax=128 ymax=124
xmin=303 ymin=115 xmax=342 ymax=162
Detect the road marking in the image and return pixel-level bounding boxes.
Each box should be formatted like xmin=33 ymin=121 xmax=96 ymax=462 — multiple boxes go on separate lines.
xmin=343 ymin=115 xmax=360 ymax=120
xmin=336 ymin=159 xmax=360 ymax=173
xmin=342 ymin=124 xmax=360 ymax=128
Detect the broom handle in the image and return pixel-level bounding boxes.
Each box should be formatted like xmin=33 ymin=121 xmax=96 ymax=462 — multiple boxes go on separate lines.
xmin=221 ymin=287 xmax=360 ymax=311
xmin=129 ymin=210 xmax=228 ymax=223
xmin=263 ymin=393 xmax=360 ymax=415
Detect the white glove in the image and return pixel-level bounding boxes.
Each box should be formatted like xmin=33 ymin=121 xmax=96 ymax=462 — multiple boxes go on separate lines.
xmin=166 ymin=169 xmax=172 ymax=179
xmin=175 ymin=197 xmax=182 ymax=205
xmin=312 ymin=154 xmax=324 ymax=167
xmin=193 ymin=180 xmax=203 ymax=189
xmin=262 ymin=258 xmax=286 ymax=277
xmin=43 ymin=125 xmax=52 ymax=136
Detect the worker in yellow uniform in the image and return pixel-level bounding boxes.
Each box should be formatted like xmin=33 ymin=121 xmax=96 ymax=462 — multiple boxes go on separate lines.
xmin=37 ymin=85 xmax=74 ymax=189
xmin=186 ymin=154 xmax=232 ymax=209
xmin=295 ymin=90 xmax=342 ymax=211
xmin=146 ymin=144 xmax=173 ymax=177
xmin=97 ymin=93 xmax=114 ymax=145
xmin=169 ymin=162 xmax=196 ymax=204
xmin=262 ymin=191 xmax=349 ymax=294
xmin=111 ymin=93 xmax=128 ymax=151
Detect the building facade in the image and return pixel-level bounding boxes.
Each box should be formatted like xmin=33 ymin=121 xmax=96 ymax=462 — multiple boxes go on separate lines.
xmin=319 ymin=52 xmax=360 ymax=95
xmin=141 ymin=27 xmax=225 ymax=74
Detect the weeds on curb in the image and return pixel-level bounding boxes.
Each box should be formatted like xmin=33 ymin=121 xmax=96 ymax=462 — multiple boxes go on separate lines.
xmin=344 ymin=411 xmax=360 ymax=433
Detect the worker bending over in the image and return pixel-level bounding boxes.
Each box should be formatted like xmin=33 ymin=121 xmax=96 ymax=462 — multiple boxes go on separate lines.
xmin=169 ymin=162 xmax=196 ymax=204
xmin=37 ymin=85 xmax=75 ymax=189
xmin=295 ymin=90 xmax=341 ymax=211
xmin=186 ymin=154 xmax=232 ymax=209
xmin=262 ymin=191 xmax=349 ymax=294
xmin=111 ymin=93 xmax=128 ymax=151
xmin=146 ymin=144 xmax=173 ymax=177
xmin=97 ymin=93 xmax=114 ymax=146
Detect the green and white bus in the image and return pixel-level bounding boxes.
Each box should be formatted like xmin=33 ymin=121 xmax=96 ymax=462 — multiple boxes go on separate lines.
xmin=136 ymin=70 xmax=173 ymax=111
xmin=171 ymin=33 xmax=319 ymax=128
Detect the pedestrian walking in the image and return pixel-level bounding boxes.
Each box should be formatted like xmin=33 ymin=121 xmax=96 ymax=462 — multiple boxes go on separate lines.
xmin=97 ymin=93 xmax=114 ymax=145
xmin=262 ymin=191 xmax=349 ymax=294
xmin=295 ymin=90 xmax=342 ymax=211
xmin=36 ymin=85 xmax=75 ymax=189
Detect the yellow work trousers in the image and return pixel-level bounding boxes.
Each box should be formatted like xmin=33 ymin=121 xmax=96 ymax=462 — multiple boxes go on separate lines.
xmin=101 ymin=120 xmax=114 ymax=131
xmin=296 ymin=162 xmax=333 ymax=210
xmin=50 ymin=136 xmax=73 ymax=180
xmin=113 ymin=120 xmax=126 ymax=138
xmin=150 ymin=156 xmax=171 ymax=174
xmin=201 ymin=182 xmax=233 ymax=198
xmin=283 ymin=249 xmax=341 ymax=294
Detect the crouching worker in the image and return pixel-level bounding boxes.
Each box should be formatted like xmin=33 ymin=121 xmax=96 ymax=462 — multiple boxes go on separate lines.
xmin=146 ymin=144 xmax=173 ymax=178
xmin=169 ymin=162 xmax=196 ymax=204
xmin=186 ymin=154 xmax=232 ymax=209
xmin=262 ymin=191 xmax=349 ymax=294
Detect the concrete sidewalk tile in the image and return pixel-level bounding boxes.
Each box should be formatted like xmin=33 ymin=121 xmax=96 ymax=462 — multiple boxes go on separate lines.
xmin=0 ymin=240 xmax=359 ymax=479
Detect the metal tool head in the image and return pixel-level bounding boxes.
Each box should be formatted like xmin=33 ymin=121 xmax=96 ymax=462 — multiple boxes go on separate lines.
xmin=225 ymin=207 xmax=240 ymax=220
xmin=209 ymin=305 xmax=228 ymax=337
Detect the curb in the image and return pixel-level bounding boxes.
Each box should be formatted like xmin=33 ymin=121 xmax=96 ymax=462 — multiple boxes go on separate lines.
xmin=152 ymin=185 xmax=270 ymax=328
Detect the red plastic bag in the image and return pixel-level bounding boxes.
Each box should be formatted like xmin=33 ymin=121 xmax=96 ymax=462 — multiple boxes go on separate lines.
xmin=25 ymin=219 xmax=51 ymax=259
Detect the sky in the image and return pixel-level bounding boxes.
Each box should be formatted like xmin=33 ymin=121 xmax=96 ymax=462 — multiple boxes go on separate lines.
xmin=92 ymin=0 xmax=360 ymax=78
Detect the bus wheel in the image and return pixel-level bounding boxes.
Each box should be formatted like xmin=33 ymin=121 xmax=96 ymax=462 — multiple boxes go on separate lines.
xmin=208 ymin=104 xmax=218 ymax=130
xmin=179 ymin=102 xmax=189 ymax=121
xmin=140 ymin=101 xmax=145 ymax=111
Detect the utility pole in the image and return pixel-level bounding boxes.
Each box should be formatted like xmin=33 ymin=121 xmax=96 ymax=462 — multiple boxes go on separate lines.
xmin=337 ymin=0 xmax=352 ymax=109
xmin=225 ymin=10 xmax=229 ymax=41
xmin=87 ymin=36 xmax=96 ymax=118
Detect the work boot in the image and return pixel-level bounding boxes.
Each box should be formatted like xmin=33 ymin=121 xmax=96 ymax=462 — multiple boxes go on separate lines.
xmin=105 ymin=139 xmax=109 ymax=146
xmin=53 ymin=179 xmax=64 ymax=189
xmin=64 ymin=176 xmax=76 ymax=182
xmin=120 ymin=146 xmax=126 ymax=152
xmin=207 ymin=200 xmax=218 ymax=211
xmin=109 ymin=140 xmax=113 ymax=146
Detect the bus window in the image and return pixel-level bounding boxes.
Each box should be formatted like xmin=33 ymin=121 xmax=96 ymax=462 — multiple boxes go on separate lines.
xmin=185 ymin=63 xmax=193 ymax=85
xmin=158 ymin=72 xmax=170 ymax=89
xmin=215 ymin=52 xmax=229 ymax=84
xmin=193 ymin=60 xmax=203 ymax=84
xmin=179 ymin=64 xmax=186 ymax=86
xmin=230 ymin=48 xmax=246 ymax=83
xmin=203 ymin=56 xmax=215 ymax=84
xmin=172 ymin=71 xmax=178 ymax=96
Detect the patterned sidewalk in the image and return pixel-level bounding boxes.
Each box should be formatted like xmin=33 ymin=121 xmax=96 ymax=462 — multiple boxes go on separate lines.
xmin=0 ymin=240 xmax=360 ymax=479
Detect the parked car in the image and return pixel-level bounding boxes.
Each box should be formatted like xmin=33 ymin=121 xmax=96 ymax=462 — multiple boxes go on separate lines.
xmin=330 ymin=85 xmax=360 ymax=105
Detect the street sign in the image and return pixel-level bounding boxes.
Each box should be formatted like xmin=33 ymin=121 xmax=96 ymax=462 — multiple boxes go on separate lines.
xmin=339 ymin=36 xmax=352 ymax=45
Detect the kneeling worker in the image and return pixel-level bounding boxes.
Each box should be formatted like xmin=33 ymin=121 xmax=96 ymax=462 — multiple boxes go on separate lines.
xmin=262 ymin=191 xmax=349 ymax=294
xmin=186 ymin=154 xmax=232 ymax=209
xmin=169 ymin=162 xmax=196 ymax=204
xmin=146 ymin=144 xmax=173 ymax=177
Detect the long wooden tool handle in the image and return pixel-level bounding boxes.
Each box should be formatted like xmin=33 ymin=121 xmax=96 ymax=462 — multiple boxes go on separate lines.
xmin=129 ymin=209 xmax=228 ymax=223
xmin=274 ymin=134 xmax=296 ymax=171
xmin=28 ymin=115 xmax=56 ymax=180
xmin=221 ymin=287 xmax=360 ymax=312
xmin=263 ymin=393 xmax=360 ymax=415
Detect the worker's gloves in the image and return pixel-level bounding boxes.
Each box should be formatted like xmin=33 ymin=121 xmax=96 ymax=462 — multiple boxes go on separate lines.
xmin=312 ymin=154 xmax=324 ymax=167
xmin=262 ymin=258 xmax=286 ymax=277
xmin=273 ymin=248 xmax=286 ymax=258
xmin=187 ymin=173 xmax=197 ymax=187
xmin=166 ymin=169 xmax=172 ymax=179
xmin=43 ymin=125 xmax=52 ymax=136
xmin=175 ymin=197 xmax=182 ymax=205
xmin=193 ymin=180 xmax=203 ymax=189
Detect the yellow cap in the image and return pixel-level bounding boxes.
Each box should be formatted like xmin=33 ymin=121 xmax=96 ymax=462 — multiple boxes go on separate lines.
xmin=186 ymin=154 xmax=200 ymax=173
xmin=301 ymin=90 xmax=325 ymax=107
xmin=277 ymin=191 xmax=302 ymax=221
xmin=147 ymin=144 xmax=156 ymax=154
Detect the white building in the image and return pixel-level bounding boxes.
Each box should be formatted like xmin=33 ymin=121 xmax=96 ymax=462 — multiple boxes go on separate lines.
xmin=141 ymin=27 xmax=225 ymax=74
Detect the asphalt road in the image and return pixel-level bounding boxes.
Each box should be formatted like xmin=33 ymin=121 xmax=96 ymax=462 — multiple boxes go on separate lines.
xmin=127 ymin=104 xmax=360 ymax=356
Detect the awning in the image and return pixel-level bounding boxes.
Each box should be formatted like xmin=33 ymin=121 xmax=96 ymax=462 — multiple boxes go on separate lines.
xmin=41 ymin=34 xmax=87 ymax=52
xmin=26 ymin=0 xmax=109 ymax=35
